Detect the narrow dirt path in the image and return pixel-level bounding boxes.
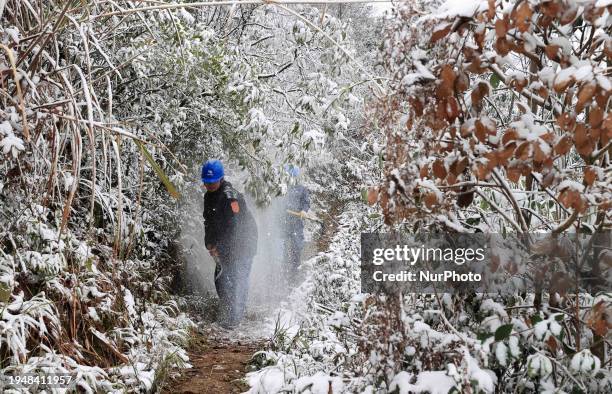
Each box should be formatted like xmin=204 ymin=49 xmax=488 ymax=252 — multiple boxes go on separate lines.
xmin=162 ymin=324 xmax=264 ymax=393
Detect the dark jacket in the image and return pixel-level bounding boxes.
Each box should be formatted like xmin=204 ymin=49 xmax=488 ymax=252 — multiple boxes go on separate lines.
xmin=282 ymin=184 xmax=310 ymax=236
xmin=203 ymin=180 xmax=258 ymax=260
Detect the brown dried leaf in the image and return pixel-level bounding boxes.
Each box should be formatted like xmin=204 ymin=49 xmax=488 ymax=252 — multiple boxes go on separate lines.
xmin=455 ymin=71 xmax=470 ymax=93
xmin=533 ymin=143 xmax=548 ymax=163
xmin=446 ymin=97 xmax=460 ymax=122
xmin=420 ymin=165 xmax=429 ymax=179
xmin=476 ymin=163 xmax=489 ymax=180
xmin=584 ymin=166 xmax=597 ymax=186
xmin=507 ymin=166 xmax=521 ymax=183
xmin=515 ymin=1 xmax=533 ymax=32
xmin=576 ymin=83 xmax=596 ymax=113
xmin=432 ymin=159 xmax=447 ymax=179
xmin=553 ymin=71 xmax=574 ymax=93
xmin=556 ymin=113 xmax=575 ymax=131
xmin=439 ymin=64 xmax=456 ymax=97
xmin=431 ymin=23 xmax=451 ymax=43
xmin=497 ymin=143 xmax=516 ymax=165
xmin=603 ymin=113 xmax=612 ymax=136
xmin=456 ymin=186 xmax=474 ymax=208
xmin=456 ymin=157 xmax=469 ymax=174
xmin=589 ymin=106 xmax=603 ymax=128
xmin=537 ymin=85 xmax=549 ymax=100
xmin=502 ymin=129 xmax=519 ymax=144
xmin=555 ymin=135 xmax=573 ymax=155
xmin=474 ymin=29 xmax=485 ymax=50
xmin=587 ymin=301 xmax=610 ymax=337
xmin=495 ymin=19 xmax=508 ymax=38
xmin=544 ymin=44 xmax=561 ymax=61
xmin=515 ymin=141 xmax=532 ymax=160
xmin=511 ymin=76 xmax=528 ymax=92
xmin=595 ymin=91 xmax=609 ymax=109
xmin=575 ymin=123 xmax=589 ymax=146
xmin=487 ymin=0 xmax=496 ymax=20
xmin=576 ymin=140 xmax=594 ymax=157
xmin=559 ymin=189 xmax=586 ymax=212
xmin=475 ymin=120 xmax=487 ymax=143
xmin=466 ymin=56 xmax=486 ymax=74
xmin=541 ymin=0 xmax=562 ymax=18
xmin=424 ymin=192 xmax=438 ymax=209
xmin=471 ymin=82 xmax=490 ymax=109
xmin=495 ymin=37 xmax=511 ymax=56
xmin=367 ymin=187 xmax=379 ymax=205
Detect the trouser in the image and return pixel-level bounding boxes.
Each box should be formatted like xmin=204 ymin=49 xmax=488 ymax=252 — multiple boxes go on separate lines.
xmin=214 ymin=255 xmax=253 ymax=326
xmin=283 ymin=232 xmax=304 ymax=279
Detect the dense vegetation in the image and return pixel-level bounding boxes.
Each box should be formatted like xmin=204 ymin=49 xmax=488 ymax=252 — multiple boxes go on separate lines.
xmin=1 ymin=0 xmax=610 ymax=393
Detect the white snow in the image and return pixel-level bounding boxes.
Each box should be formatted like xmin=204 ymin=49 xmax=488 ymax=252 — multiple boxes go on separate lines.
xmin=570 ymin=350 xmax=601 ymax=375
xmin=558 ymin=180 xmax=585 ymax=192
xmin=294 ymin=372 xmax=344 ymax=394
xmin=464 ymin=349 xmax=496 ymax=393
xmin=555 ymin=67 xmax=576 ymax=87
xmin=414 ymin=61 xmax=436 ymax=81
xmin=534 ymin=320 xmax=549 ymax=340
xmin=247 ymin=368 xmax=287 ymax=393
xmin=574 ymin=64 xmax=594 ymax=82
xmin=527 ymin=353 xmax=553 ymax=377
xmin=1 ymin=133 xmax=25 ymax=158
xmin=390 ymin=371 xmax=456 ymax=394
xmin=495 ymin=342 xmax=508 ymax=367
xmin=596 ymin=75 xmax=611 ymax=91
xmin=508 ymin=336 xmax=520 ymax=358
xmin=434 ymin=0 xmax=488 ymax=19
xmin=0 ymin=120 xmax=12 ymax=135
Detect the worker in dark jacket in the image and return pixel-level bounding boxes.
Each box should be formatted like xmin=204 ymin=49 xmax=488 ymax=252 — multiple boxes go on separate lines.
xmin=281 ymin=165 xmax=310 ymax=281
xmin=201 ymin=159 xmax=258 ymax=328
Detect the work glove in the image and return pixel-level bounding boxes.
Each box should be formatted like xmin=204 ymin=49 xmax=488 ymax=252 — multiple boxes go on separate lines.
xmin=206 ymin=244 xmax=219 ymax=257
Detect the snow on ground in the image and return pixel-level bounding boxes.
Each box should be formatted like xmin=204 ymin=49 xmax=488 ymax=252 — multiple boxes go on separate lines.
xmin=245 ymin=202 xmax=374 ymax=393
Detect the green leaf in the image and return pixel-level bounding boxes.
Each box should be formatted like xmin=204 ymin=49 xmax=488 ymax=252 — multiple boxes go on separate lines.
xmin=495 ymin=324 xmax=513 ymax=341
xmin=490 ymin=73 xmax=501 ymax=89
xmin=361 ymin=188 xmax=368 ymax=203
xmin=291 ymin=122 xmax=299 ymax=135
xmin=0 ymin=282 xmax=11 ymax=303
xmin=136 ymin=141 xmax=180 ymax=200
xmin=530 ymin=314 xmax=543 ymax=325
xmin=85 ymin=257 xmax=94 ymax=272
xmin=477 ymin=332 xmax=493 ymax=342
xmin=561 ymin=340 xmax=576 ymax=356
xmin=466 ymin=217 xmax=480 ymax=226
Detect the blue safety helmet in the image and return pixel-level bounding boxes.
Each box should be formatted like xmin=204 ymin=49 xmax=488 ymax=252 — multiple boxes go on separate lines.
xmin=285 ymin=164 xmax=300 ymax=177
xmin=201 ymin=159 xmax=224 ymax=184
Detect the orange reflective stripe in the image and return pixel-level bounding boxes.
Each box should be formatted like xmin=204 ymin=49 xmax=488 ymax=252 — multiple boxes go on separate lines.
xmin=230 ymin=200 xmax=240 ymax=213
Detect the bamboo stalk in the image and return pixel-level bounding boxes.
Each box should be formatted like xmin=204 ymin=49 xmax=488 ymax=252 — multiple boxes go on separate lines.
xmin=0 ymin=44 xmax=30 ymax=141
